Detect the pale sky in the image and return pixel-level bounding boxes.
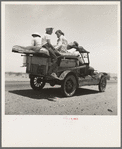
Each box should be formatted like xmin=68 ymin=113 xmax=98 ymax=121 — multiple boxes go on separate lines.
xmin=3 ymin=2 xmax=120 ymax=73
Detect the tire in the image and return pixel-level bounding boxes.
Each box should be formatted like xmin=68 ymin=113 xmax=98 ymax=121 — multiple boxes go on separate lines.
xmin=61 ymin=74 xmax=77 ymax=97
xmin=30 ymin=77 xmax=45 ymax=91
xmin=98 ymin=76 xmax=107 ymax=92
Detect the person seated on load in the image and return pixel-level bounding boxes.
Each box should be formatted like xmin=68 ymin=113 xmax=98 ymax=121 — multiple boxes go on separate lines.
xmin=41 ymin=27 xmax=61 ymax=62
xmin=18 ymin=32 xmax=42 ymax=52
xmin=40 ymin=28 xmax=64 ymax=75
xmin=44 ymin=29 xmax=68 ymax=75
xmin=54 ymin=30 xmax=85 ymax=65
xmin=21 ymin=32 xmax=42 ymax=67
xmin=54 ymin=30 xmax=68 ymax=53
xmin=31 ymin=32 xmax=42 ymax=47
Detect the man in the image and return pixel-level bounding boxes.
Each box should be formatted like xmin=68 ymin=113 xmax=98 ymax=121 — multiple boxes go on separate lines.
xmin=20 ymin=32 xmax=42 ymax=52
xmin=41 ymin=28 xmax=53 ymax=45
xmin=41 ymin=28 xmax=61 ymax=74
xmin=41 ymin=28 xmax=59 ymax=62
xmin=22 ymin=32 xmax=42 ymax=66
xmin=31 ymin=32 xmax=42 ymax=47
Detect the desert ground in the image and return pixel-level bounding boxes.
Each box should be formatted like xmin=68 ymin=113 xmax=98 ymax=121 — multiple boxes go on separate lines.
xmin=5 ymin=74 xmax=117 ymax=115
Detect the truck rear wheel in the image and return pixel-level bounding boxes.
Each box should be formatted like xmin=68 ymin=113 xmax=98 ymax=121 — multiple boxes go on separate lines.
xmin=98 ymin=76 xmax=107 ymax=92
xmin=30 ymin=77 xmax=45 ymax=91
xmin=61 ymin=74 xmax=77 ymax=97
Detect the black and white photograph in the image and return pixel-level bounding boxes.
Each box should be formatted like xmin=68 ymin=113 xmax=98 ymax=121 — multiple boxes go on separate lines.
xmin=2 ymin=1 xmax=120 ymax=147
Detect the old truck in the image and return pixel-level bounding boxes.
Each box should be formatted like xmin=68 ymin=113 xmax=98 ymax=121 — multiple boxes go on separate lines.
xmin=12 ymin=45 xmax=108 ymax=97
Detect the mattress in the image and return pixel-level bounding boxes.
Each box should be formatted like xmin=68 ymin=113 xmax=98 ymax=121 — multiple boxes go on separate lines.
xmin=12 ymin=45 xmax=80 ymax=59
xmin=12 ymin=45 xmax=50 ymax=57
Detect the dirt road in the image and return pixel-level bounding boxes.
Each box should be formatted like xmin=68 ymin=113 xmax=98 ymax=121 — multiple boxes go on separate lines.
xmin=5 ymin=81 xmax=117 ymax=115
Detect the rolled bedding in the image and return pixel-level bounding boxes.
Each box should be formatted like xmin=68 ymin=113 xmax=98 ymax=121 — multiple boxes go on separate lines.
xmin=12 ymin=45 xmax=80 ymax=58
xmin=12 ymin=45 xmax=50 ymax=56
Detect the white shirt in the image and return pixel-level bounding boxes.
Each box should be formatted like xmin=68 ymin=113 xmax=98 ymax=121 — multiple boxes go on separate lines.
xmin=31 ymin=37 xmax=41 ymax=47
xmin=41 ymin=33 xmax=51 ymax=46
xmin=55 ymin=35 xmax=68 ymax=53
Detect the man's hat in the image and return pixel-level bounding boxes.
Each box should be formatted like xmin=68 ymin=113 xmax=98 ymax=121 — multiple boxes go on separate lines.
xmin=32 ymin=32 xmax=41 ymax=37
xmin=46 ymin=28 xmax=54 ymax=32
xmin=73 ymin=41 xmax=79 ymax=47
xmin=55 ymin=30 xmax=64 ymax=36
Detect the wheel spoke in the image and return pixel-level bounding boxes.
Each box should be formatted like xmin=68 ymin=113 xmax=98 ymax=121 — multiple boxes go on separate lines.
xmin=33 ymin=77 xmax=42 ymax=86
xmin=30 ymin=76 xmax=45 ymax=90
xmin=64 ymin=75 xmax=77 ymax=95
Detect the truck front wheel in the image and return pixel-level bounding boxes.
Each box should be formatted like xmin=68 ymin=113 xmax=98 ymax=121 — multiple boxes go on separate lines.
xmin=30 ymin=77 xmax=45 ymax=91
xmin=61 ymin=74 xmax=77 ymax=97
xmin=98 ymin=76 xmax=107 ymax=92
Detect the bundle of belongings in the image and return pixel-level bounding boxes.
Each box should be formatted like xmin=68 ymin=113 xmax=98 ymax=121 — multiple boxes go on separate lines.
xmin=12 ymin=42 xmax=89 ymax=58
xmin=12 ymin=41 xmax=89 ymax=77
xmin=12 ymin=45 xmax=50 ymax=57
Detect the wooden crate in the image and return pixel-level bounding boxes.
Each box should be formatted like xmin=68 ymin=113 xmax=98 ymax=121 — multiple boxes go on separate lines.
xmin=31 ymin=56 xmax=48 ymax=65
xmin=26 ymin=55 xmax=50 ymax=75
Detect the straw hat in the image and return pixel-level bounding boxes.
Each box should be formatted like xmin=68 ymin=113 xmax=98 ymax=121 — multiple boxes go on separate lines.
xmin=32 ymin=32 xmax=41 ymax=37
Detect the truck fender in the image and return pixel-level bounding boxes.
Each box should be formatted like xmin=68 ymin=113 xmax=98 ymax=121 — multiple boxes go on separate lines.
xmin=58 ymin=70 xmax=71 ymax=80
xmin=59 ymin=71 xmax=79 ymax=87
xmin=97 ymin=72 xmax=107 ymax=79
xmin=58 ymin=70 xmax=78 ymax=81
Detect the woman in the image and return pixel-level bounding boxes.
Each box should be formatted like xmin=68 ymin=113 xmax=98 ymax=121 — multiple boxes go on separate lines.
xmin=54 ymin=30 xmax=68 ymax=53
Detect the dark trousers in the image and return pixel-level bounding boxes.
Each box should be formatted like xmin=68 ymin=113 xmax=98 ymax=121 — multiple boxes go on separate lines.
xmin=42 ymin=43 xmax=61 ymax=59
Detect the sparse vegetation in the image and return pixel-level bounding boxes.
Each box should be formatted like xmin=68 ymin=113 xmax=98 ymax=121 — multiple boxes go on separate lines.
xmin=5 ymin=72 xmax=117 ymax=81
xmin=113 ymin=76 xmax=117 ymax=80
xmin=5 ymin=72 xmax=29 ymax=81
xmin=15 ymin=73 xmax=21 ymax=76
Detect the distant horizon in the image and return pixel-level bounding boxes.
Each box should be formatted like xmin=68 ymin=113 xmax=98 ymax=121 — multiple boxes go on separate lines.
xmin=5 ymin=71 xmax=118 ymax=75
